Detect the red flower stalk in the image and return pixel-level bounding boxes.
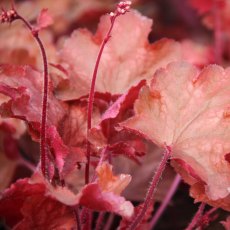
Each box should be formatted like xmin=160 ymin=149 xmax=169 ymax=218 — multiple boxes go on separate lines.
xmin=149 ymin=174 xmax=181 ymax=229
xmin=185 ymin=202 xmax=206 ymax=230
xmin=85 ymin=0 xmax=132 ymax=184
xmin=1 ymin=6 xmax=49 ymax=178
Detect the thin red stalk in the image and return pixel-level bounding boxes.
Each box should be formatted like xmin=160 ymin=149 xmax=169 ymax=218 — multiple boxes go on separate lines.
xmin=85 ymin=16 xmax=117 ymax=184
xmin=185 ymin=202 xmax=206 ymax=230
xmin=197 ymin=207 xmax=218 ymax=230
xmin=73 ymin=206 xmax=82 ymax=230
xmin=213 ymin=0 xmax=222 ymax=64
xmin=16 ymin=14 xmax=48 ymax=178
xmin=127 ymin=146 xmax=172 ymax=230
xmin=204 ymin=207 xmax=218 ymax=217
xmin=84 ymin=210 xmax=92 ymax=230
xmin=149 ymin=174 xmax=181 ymax=229
xmin=80 ymin=208 xmax=92 ymax=230
xmin=95 ymin=212 xmax=105 ymax=230
xmin=19 ymin=158 xmax=36 ymax=172
xmin=104 ymin=213 xmax=115 ymax=230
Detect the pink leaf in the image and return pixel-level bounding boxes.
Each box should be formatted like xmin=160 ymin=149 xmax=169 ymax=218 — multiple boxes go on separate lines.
xmin=121 ymin=62 xmax=230 ymax=211
xmin=59 ymin=10 xmax=181 ymax=100
xmin=80 ymin=162 xmax=134 ymax=218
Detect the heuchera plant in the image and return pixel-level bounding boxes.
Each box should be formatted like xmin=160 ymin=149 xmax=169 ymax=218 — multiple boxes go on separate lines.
xmin=0 ymin=0 xmax=229 ymax=229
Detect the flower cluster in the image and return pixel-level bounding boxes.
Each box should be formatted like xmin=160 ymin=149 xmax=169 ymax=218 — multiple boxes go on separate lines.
xmin=110 ymin=1 xmax=132 ymax=18
xmin=0 ymin=8 xmax=17 ymax=23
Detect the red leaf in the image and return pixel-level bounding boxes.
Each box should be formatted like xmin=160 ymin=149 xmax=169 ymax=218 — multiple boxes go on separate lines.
xmin=0 ymin=177 xmax=76 ymax=229
xmin=14 ymin=196 xmax=75 ymax=230
xmin=0 ymin=178 xmax=45 ymax=227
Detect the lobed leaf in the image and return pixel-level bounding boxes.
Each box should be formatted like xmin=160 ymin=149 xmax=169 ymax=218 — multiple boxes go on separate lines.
xmin=121 ymin=62 xmax=230 ymax=210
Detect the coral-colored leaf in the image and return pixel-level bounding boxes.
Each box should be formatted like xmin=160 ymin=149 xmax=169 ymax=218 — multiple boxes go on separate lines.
xmin=59 ymin=10 xmax=181 ymax=100
xmin=121 ymin=62 xmax=230 ymax=210
xmin=181 ymin=40 xmax=214 ymax=67
xmin=80 ymin=183 xmax=134 ymax=218
xmin=80 ymin=162 xmax=134 ymax=218
xmin=0 ymin=23 xmax=57 ymax=68
xmin=30 ymin=164 xmax=134 ymax=219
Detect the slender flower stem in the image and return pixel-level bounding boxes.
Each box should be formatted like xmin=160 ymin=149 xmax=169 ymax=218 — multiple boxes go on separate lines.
xmin=73 ymin=206 xmax=82 ymax=230
xmin=149 ymin=174 xmax=181 ymax=229
xmin=128 ymin=146 xmax=172 ymax=230
xmin=204 ymin=207 xmax=218 ymax=217
xmin=85 ymin=16 xmax=117 ymax=184
xmin=104 ymin=213 xmax=115 ymax=230
xmin=16 ymin=14 xmax=49 ymax=178
xmin=185 ymin=202 xmax=206 ymax=230
xmin=19 ymin=158 xmax=36 ymax=172
xmin=84 ymin=210 xmax=92 ymax=230
xmin=85 ymin=1 xmax=132 ymax=184
xmin=197 ymin=207 xmax=218 ymax=230
xmin=95 ymin=212 xmax=105 ymax=230
xmin=213 ymin=0 xmax=222 ymax=64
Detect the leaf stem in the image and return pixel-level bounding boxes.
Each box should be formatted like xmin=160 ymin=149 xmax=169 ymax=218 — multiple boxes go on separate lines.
xmin=149 ymin=174 xmax=181 ymax=229
xmin=104 ymin=213 xmax=115 ymax=230
xmin=19 ymin=158 xmax=36 ymax=172
xmin=185 ymin=202 xmax=206 ymax=230
xmin=127 ymin=146 xmax=172 ymax=230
